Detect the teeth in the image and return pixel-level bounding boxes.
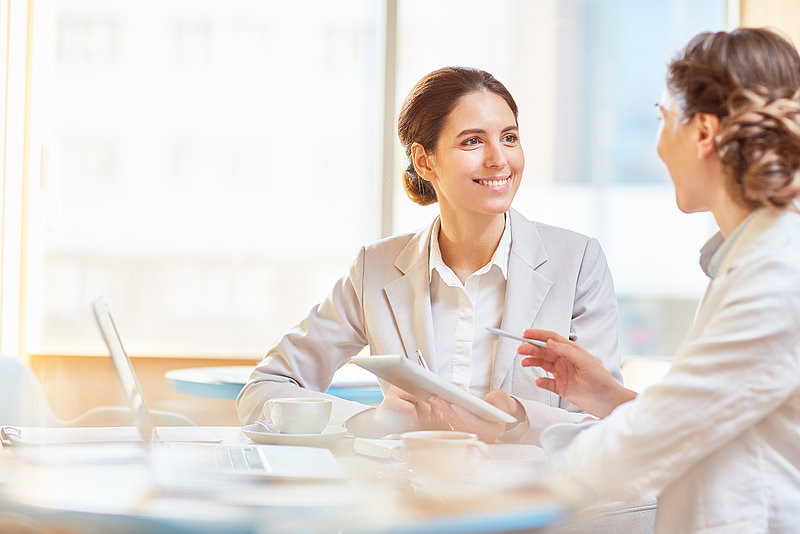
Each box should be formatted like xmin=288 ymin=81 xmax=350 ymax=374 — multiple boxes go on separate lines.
xmin=477 ymin=178 xmax=510 ymax=186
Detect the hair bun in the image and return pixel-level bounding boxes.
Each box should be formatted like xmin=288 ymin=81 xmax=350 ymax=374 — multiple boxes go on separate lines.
xmin=402 ymin=162 xmax=438 ymax=206
xmin=717 ymin=88 xmax=800 ymax=208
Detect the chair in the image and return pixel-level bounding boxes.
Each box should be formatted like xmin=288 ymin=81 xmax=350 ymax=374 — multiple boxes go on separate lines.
xmin=0 ymin=353 xmax=194 ymax=427
xmin=548 ymin=499 xmax=657 ymax=534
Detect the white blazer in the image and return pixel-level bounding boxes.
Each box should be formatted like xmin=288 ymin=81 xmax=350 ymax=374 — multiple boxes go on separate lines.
xmin=543 ymin=207 xmax=800 ymax=533
xmin=237 ymin=209 xmax=621 ymax=441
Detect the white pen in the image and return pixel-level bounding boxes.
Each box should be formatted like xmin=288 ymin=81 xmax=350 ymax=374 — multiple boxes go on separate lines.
xmin=415 ymin=349 xmax=431 ymax=371
xmin=486 ymin=327 xmax=549 ymax=348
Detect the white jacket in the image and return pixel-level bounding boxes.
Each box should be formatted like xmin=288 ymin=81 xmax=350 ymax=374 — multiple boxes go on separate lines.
xmin=543 ymin=207 xmax=800 ymax=533
xmin=237 ymin=209 xmax=621 ymax=443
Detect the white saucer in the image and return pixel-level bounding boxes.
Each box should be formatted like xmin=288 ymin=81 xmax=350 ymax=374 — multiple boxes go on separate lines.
xmin=241 ymin=424 xmax=348 ymax=447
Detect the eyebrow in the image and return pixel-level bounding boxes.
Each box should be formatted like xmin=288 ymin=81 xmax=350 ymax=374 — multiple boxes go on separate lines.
xmin=456 ymin=125 xmax=519 ymax=137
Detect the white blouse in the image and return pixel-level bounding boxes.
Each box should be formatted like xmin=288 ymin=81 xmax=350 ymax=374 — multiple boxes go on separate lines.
xmin=428 ymin=214 xmax=511 ymax=398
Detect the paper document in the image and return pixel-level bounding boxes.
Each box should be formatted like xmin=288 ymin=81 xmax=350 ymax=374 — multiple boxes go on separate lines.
xmin=0 ymin=426 xmax=141 ymax=447
xmin=153 ymin=426 xmax=222 ymax=443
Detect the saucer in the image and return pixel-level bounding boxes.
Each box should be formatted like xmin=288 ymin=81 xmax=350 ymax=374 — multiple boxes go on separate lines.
xmin=241 ymin=424 xmax=347 ymax=447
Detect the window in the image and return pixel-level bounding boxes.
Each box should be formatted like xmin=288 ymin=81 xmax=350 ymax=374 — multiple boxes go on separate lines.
xmin=16 ymin=0 xmax=725 ymax=359
xmin=28 ymin=0 xmax=381 ymax=356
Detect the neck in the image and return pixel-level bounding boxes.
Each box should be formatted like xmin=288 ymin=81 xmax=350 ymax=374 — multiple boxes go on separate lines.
xmin=437 ymin=209 xmax=506 ymax=284
xmin=711 ymin=188 xmax=754 ymax=237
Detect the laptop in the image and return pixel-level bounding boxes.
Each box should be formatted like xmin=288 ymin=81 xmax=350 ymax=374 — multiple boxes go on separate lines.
xmin=91 ymin=296 xmax=346 ymax=481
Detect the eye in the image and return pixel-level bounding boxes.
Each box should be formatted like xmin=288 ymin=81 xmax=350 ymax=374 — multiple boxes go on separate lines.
xmin=461 ymin=137 xmax=480 ymax=146
xmin=502 ymin=133 xmax=519 ymax=144
xmin=654 ymin=103 xmax=662 ymax=121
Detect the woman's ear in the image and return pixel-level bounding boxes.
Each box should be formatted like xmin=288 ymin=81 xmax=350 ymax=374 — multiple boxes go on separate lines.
xmin=694 ymin=112 xmax=720 ymax=159
xmin=411 ymin=143 xmax=436 ymax=183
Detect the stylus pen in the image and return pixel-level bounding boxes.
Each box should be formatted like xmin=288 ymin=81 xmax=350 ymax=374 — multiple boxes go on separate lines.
xmin=415 ymin=349 xmax=431 ymax=371
xmin=486 ymin=327 xmax=549 ymax=348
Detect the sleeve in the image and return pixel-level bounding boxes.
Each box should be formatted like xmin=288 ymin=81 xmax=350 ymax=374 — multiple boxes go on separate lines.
xmin=235 ymin=247 xmax=374 ymax=426
xmin=508 ymin=237 xmax=621 ymax=444
xmin=542 ymin=257 xmax=800 ymax=501
xmin=568 ymin=237 xmax=622 ymax=385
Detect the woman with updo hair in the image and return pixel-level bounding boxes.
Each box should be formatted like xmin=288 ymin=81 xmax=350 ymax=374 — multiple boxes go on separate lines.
xmin=515 ymin=28 xmax=800 ymax=532
xmin=238 ymin=66 xmax=621 ymax=444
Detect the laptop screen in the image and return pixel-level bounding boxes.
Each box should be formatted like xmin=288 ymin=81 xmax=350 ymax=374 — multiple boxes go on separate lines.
xmin=92 ymin=296 xmax=154 ymax=441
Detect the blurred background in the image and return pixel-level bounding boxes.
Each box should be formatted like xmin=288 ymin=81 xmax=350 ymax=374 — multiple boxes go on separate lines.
xmin=2 ymin=0 xmax=798 ymax=423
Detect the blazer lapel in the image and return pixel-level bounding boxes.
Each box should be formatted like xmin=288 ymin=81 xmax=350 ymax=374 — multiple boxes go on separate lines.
xmin=383 ymin=223 xmax=437 ymax=370
xmin=491 ymin=210 xmax=553 ymax=390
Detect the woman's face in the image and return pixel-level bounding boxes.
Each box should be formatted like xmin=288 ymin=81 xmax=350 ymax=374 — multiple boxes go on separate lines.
xmin=423 ymin=90 xmax=524 ymax=220
xmin=656 ymin=91 xmax=714 ymax=213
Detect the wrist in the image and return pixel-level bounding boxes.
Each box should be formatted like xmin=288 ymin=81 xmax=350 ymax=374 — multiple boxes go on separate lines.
xmin=597 ymin=385 xmax=637 ymax=418
xmin=505 ymin=397 xmax=526 ymax=431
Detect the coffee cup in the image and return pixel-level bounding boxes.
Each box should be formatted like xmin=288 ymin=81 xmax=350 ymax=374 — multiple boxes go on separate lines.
xmin=401 ymin=430 xmax=487 ymax=480
xmin=265 ymin=397 xmax=332 ymax=434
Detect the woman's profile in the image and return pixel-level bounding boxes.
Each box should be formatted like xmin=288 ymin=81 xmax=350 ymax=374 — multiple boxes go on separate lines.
xmin=517 ymin=28 xmax=800 ymax=532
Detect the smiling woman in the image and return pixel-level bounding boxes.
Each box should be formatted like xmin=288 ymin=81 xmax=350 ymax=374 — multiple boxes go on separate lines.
xmin=237 ymin=66 xmax=622 ymax=445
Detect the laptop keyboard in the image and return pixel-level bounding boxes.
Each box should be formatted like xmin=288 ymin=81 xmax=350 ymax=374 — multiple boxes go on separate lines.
xmin=158 ymin=443 xmax=266 ymax=474
xmin=212 ymin=445 xmax=264 ymax=473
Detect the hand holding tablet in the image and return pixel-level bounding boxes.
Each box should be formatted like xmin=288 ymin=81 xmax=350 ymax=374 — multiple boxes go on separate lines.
xmin=350 ymin=355 xmax=517 ymax=424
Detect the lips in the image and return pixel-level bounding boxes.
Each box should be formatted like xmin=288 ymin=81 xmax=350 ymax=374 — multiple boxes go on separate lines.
xmin=474 ymin=177 xmax=511 ymax=188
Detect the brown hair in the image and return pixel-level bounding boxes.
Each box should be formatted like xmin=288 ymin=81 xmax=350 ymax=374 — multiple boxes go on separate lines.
xmin=397 ymin=67 xmax=519 ymax=205
xmin=667 ymin=28 xmax=800 ymax=209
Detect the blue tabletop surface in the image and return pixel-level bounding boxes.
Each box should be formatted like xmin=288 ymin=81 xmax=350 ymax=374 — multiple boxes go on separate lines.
xmin=166 ymin=365 xmax=384 ymax=405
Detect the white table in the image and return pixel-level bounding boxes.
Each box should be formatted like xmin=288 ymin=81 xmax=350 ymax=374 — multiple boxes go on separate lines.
xmin=0 ymin=426 xmax=565 ymax=533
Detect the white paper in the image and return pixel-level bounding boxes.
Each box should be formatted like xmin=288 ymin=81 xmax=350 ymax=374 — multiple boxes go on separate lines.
xmin=153 ymin=427 xmax=222 ymax=443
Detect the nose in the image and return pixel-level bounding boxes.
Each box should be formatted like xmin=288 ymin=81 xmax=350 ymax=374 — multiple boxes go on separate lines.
xmin=485 ymin=140 xmax=507 ymax=168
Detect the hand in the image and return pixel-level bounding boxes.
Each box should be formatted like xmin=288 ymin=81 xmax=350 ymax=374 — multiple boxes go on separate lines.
xmin=373 ymin=385 xmax=442 ymax=432
xmin=429 ymin=391 xmax=523 ymax=443
xmin=519 ymin=329 xmax=636 ymax=418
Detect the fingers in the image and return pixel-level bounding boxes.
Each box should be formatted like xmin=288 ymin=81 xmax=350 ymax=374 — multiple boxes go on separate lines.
xmin=519 ymin=337 xmax=593 ymax=370
xmin=534 ymin=376 xmax=557 ymax=394
xmin=522 ymin=328 xmax=569 ymax=344
xmin=483 ymin=390 xmax=512 ymax=411
xmin=520 ymin=356 xmax=557 ymax=373
xmin=380 ymin=386 xmax=433 ymax=425
xmin=432 ymin=398 xmax=506 ymax=443
xmin=431 ymin=399 xmax=474 ymax=431
xmin=545 ymin=339 xmax=595 ymax=368
xmin=414 ymin=398 xmax=432 ymax=421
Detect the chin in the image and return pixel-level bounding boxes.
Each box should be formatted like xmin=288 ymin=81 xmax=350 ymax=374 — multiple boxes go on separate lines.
xmin=675 ymin=197 xmax=707 ymax=215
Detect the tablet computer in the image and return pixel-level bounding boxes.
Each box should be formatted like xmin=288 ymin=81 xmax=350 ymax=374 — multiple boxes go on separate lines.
xmin=350 ymin=355 xmax=517 ymax=424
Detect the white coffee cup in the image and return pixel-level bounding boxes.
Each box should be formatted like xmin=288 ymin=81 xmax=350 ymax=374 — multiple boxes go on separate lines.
xmin=401 ymin=430 xmax=487 ymax=480
xmin=265 ymin=397 xmax=332 ymax=434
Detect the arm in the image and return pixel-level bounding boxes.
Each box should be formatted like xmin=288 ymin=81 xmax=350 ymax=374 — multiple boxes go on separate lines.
xmin=236 ymin=248 xmax=372 ymax=426
xmin=519 ymin=330 xmax=636 ymax=418
xmin=542 ymin=258 xmax=800 ymax=501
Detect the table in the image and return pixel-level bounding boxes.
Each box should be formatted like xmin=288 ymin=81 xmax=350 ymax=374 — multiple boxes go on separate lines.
xmin=166 ymin=364 xmax=384 ymax=404
xmin=0 ymin=426 xmax=565 ymax=534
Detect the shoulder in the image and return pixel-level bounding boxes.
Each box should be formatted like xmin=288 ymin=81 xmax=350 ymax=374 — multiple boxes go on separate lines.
xmin=362 ymin=230 xmax=420 ymax=259
xmin=353 ymin=222 xmax=432 ymax=273
xmin=718 ymin=210 xmax=800 ymax=308
xmin=509 ymin=208 xmax=604 ymax=263
xmin=730 ymin=209 xmax=800 ymax=277
xmin=511 ymin=208 xmax=593 ymax=245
